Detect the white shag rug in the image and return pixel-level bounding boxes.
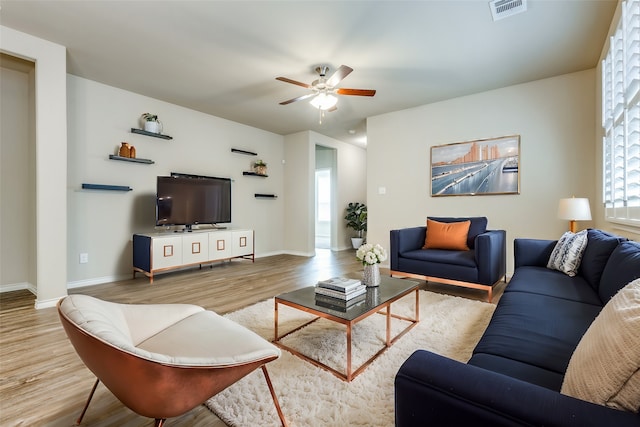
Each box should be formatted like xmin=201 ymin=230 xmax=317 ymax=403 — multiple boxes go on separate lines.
xmin=205 ymin=290 xmax=495 ymax=427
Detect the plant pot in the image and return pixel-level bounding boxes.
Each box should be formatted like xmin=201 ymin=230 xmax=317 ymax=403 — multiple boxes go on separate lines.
xmin=144 ymin=120 xmax=161 ymax=134
xmin=351 ymin=237 xmax=364 ymax=249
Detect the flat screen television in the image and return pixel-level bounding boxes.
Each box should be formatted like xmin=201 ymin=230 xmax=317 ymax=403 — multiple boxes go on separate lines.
xmin=156 ymin=174 xmax=231 ymax=228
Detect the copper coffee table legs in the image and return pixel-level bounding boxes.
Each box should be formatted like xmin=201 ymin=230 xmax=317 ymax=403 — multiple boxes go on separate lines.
xmin=273 ymin=289 xmax=419 ymax=382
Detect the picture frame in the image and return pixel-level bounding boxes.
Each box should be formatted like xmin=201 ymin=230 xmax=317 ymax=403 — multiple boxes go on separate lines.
xmin=430 ymin=135 xmax=520 ymax=197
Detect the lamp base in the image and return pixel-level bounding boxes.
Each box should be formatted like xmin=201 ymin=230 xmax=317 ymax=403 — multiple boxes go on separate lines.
xmin=569 ymin=220 xmax=577 ymax=233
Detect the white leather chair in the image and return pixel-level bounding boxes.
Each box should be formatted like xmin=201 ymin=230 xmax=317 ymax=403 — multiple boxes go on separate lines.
xmin=58 ymin=294 xmax=287 ymax=426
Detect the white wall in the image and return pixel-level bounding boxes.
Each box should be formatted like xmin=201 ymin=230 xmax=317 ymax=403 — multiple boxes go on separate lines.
xmin=66 ymin=75 xmax=285 ymax=286
xmin=367 ymin=70 xmax=597 ymax=275
xmin=0 ymin=26 xmax=68 ymax=308
xmin=0 ymin=56 xmax=35 ymax=291
xmin=284 ymin=131 xmax=367 ymax=255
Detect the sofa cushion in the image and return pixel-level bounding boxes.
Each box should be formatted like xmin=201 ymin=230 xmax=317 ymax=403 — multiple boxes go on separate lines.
xmin=428 ymin=216 xmax=487 ymax=249
xmin=423 ymin=219 xmax=470 ymax=251
xmin=547 ymin=230 xmax=588 ymax=277
xmin=468 ymin=353 xmax=565 ymax=391
xmin=599 ymin=241 xmax=640 ymax=303
xmin=402 ymin=248 xmax=477 ymax=268
xmin=472 ymin=291 xmax=601 ymax=375
xmin=578 ymin=229 xmax=626 ymax=290
xmin=505 ymin=266 xmax=602 ymax=306
xmin=561 ymin=278 xmax=640 ymax=412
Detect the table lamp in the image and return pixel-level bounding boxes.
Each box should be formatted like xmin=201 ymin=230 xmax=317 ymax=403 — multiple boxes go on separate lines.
xmin=558 ymin=197 xmax=592 ymax=233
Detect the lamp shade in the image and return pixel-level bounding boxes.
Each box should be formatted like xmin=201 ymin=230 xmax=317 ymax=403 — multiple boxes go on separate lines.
xmin=558 ymin=197 xmax=592 ymax=221
xmin=309 ymin=93 xmax=337 ymax=110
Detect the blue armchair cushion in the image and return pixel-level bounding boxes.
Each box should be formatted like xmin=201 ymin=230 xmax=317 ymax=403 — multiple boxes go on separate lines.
xmin=427 ymin=216 xmax=487 ymax=249
xmin=401 ymin=248 xmax=477 ymax=268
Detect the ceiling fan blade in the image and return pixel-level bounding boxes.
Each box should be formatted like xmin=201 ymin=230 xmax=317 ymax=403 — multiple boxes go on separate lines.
xmin=325 ymin=65 xmax=353 ymax=87
xmin=276 ymin=76 xmax=311 ymax=89
xmin=279 ymin=93 xmax=316 ymax=105
xmin=336 ymin=88 xmax=376 ymax=97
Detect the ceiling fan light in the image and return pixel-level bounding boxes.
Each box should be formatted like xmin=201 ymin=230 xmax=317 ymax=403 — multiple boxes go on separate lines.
xmin=310 ymin=93 xmax=338 ymax=110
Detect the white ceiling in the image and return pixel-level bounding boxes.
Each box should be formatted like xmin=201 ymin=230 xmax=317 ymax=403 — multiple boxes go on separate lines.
xmin=0 ymin=0 xmax=617 ymax=146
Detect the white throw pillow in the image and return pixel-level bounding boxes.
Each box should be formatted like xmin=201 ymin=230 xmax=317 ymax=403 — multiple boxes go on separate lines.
xmin=547 ymin=230 xmax=588 ymax=277
xmin=561 ymin=278 xmax=640 ymax=412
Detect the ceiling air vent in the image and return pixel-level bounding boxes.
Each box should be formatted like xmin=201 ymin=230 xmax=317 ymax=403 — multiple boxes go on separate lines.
xmin=489 ymin=0 xmax=527 ymax=21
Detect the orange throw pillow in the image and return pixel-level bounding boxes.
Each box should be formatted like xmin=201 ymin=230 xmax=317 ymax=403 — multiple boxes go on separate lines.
xmin=423 ymin=219 xmax=471 ymax=251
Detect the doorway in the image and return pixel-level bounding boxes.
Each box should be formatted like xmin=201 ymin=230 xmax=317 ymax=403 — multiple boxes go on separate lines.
xmin=315 ymin=145 xmax=337 ymax=250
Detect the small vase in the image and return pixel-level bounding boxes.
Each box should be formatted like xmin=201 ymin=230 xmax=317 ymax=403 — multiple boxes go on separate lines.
xmin=118 ymin=142 xmax=131 ymax=158
xmin=129 ymin=145 xmax=136 ymax=158
xmin=363 ymin=263 xmax=381 ymax=287
xmin=144 ymin=120 xmax=161 ymax=134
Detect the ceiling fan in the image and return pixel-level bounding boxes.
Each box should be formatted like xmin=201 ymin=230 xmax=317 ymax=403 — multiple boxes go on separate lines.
xmin=276 ymin=65 xmax=376 ymax=112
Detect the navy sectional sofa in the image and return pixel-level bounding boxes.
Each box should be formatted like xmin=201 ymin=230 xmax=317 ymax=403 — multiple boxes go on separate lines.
xmin=395 ymin=229 xmax=640 ymax=426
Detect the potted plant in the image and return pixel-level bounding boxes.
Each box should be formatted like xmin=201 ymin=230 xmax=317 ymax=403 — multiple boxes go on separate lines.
xmin=344 ymin=202 xmax=367 ymax=249
xmin=140 ymin=113 xmax=162 ymax=134
xmin=253 ymin=159 xmax=267 ymax=175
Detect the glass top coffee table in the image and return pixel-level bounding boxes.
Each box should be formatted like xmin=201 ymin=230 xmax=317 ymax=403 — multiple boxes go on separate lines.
xmin=274 ymin=276 xmax=419 ymax=382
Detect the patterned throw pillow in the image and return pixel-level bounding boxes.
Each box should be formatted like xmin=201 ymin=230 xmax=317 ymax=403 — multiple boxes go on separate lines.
xmin=547 ymin=230 xmax=589 ymax=276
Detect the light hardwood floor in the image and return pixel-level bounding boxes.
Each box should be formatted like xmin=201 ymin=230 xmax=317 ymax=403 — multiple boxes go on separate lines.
xmin=0 ymin=249 xmax=505 ymax=427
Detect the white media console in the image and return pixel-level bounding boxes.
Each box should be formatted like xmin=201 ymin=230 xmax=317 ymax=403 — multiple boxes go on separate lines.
xmin=133 ymin=229 xmax=254 ymax=283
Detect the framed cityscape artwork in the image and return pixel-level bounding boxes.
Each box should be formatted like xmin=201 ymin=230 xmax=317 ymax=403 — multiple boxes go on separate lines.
xmin=430 ymin=135 xmax=520 ymax=197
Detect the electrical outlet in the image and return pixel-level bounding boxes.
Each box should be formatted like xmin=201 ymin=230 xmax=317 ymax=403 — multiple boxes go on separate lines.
xmin=79 ymin=253 xmax=89 ymax=264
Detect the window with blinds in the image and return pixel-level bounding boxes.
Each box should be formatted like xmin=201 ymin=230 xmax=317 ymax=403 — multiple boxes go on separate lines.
xmin=602 ymin=0 xmax=640 ymax=227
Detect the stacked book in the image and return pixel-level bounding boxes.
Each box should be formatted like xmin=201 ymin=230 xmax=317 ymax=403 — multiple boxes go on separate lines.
xmin=315 ymin=277 xmax=366 ymax=311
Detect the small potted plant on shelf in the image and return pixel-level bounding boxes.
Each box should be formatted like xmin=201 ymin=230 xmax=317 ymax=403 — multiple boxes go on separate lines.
xmin=253 ymin=160 xmax=267 ymax=175
xmin=344 ymin=202 xmax=367 ymax=249
xmin=140 ymin=113 xmax=162 ymax=134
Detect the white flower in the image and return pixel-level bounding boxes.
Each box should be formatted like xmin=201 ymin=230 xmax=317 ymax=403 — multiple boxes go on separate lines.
xmin=356 ymin=243 xmax=387 ymax=265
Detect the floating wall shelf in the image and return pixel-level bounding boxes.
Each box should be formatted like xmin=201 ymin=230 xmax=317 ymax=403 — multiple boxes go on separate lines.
xmin=231 ymin=148 xmax=257 ymax=156
xmin=255 ymin=193 xmax=277 ymax=199
xmin=243 ymin=171 xmax=268 ymax=177
xmin=130 ymin=128 xmax=173 ymax=140
xmin=109 ymin=155 xmax=154 ymax=164
xmin=82 ymin=183 xmax=132 ymax=192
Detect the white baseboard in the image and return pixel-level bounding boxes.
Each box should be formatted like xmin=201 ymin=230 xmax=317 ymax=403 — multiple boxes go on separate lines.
xmin=0 ymin=282 xmax=29 ymax=293
xmin=67 ymin=274 xmax=131 ymax=289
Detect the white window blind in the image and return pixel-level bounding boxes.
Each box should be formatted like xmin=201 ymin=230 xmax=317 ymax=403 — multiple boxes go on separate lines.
xmin=603 ymin=0 xmax=640 ymax=227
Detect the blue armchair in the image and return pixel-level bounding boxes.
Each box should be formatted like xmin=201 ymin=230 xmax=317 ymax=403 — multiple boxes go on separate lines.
xmin=390 ymin=217 xmax=506 ymax=301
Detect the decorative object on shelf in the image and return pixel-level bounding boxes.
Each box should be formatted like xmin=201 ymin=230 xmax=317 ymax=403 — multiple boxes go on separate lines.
xmin=140 ymin=112 xmax=163 ymax=134
xmin=231 ymin=148 xmax=257 ymax=156
xmin=129 ymin=145 xmax=136 ymax=158
xmin=118 ymin=142 xmax=131 ymax=157
xmin=557 ymin=197 xmax=592 ymax=232
xmin=109 ymin=154 xmax=154 ymax=164
xmin=345 ymin=202 xmax=367 ymax=248
xmin=253 ymin=159 xmax=267 ymax=175
xmin=356 ymin=243 xmax=387 ymax=287
xmin=82 ymin=183 xmax=132 ymax=191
